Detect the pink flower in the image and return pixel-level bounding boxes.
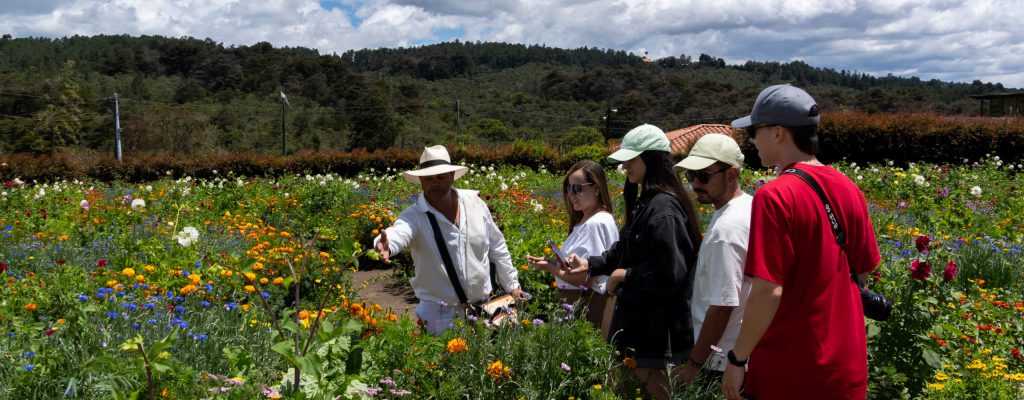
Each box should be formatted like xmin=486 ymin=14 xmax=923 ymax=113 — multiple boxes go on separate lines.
xmin=910 ymin=259 xmax=931 ymax=281
xmin=943 ymin=260 xmax=958 ymax=282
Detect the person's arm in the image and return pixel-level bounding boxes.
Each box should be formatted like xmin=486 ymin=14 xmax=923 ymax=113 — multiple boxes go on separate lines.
xmin=722 ymin=277 xmax=782 ymax=400
xmin=483 ymin=199 xmax=520 ymax=294
xmin=372 ymin=209 xmax=415 ymax=262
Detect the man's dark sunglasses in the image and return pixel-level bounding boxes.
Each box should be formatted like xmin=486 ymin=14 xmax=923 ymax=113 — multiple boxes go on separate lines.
xmin=565 ymin=182 xmax=594 ymax=195
xmin=746 ymin=124 xmax=778 ymax=139
xmin=685 ymin=165 xmax=732 ymax=184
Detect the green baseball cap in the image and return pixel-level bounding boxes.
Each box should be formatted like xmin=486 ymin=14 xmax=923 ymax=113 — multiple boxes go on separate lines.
xmin=608 ymin=124 xmax=670 ymax=162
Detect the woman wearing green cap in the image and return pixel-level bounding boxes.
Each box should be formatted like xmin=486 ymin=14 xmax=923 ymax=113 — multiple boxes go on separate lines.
xmin=566 ymin=124 xmax=703 ymax=398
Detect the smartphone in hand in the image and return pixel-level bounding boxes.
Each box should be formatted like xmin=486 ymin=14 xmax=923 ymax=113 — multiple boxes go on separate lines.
xmin=546 ymin=239 xmax=570 ymax=271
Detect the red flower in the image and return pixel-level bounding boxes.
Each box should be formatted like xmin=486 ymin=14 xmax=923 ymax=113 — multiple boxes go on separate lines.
xmin=1012 ymin=348 xmax=1023 ymax=360
xmin=44 ymin=329 xmax=55 ymax=336
xmin=0 ymin=261 xmax=6 ymax=274
xmin=910 ymin=259 xmax=931 ymax=281
xmin=57 ymin=259 xmax=65 ymax=265
xmin=915 ymin=235 xmax=931 ymax=253
xmin=943 ymin=260 xmax=958 ymax=282
xmin=97 ymin=259 xmax=107 ymax=268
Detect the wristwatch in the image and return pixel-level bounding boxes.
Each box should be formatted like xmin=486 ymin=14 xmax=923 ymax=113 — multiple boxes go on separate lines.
xmin=727 ymin=350 xmax=748 ymax=367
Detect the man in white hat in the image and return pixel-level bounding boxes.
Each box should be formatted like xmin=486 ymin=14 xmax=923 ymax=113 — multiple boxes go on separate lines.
xmin=374 ymin=145 xmax=524 ymax=334
xmin=673 ymin=134 xmax=752 ymax=385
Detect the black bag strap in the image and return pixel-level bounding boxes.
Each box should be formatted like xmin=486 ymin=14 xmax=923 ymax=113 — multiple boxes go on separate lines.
xmin=782 ymin=167 xmax=864 ymax=288
xmin=425 ymin=211 xmax=469 ymax=305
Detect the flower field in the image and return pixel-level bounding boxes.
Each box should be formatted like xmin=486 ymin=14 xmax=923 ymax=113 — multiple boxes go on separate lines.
xmin=1 ymin=157 xmax=1022 ymax=399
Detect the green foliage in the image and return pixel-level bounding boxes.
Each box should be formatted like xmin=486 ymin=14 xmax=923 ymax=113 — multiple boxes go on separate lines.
xmin=562 ymin=125 xmax=605 ymax=148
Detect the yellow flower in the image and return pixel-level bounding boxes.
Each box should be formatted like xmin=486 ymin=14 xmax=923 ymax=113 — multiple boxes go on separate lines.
xmin=447 ymin=338 xmax=468 ymax=353
xmin=934 ymin=372 xmax=948 ymax=381
xmin=244 ymin=285 xmax=256 ymax=293
xmin=926 ymin=382 xmax=944 ymax=391
xmin=244 ymin=272 xmax=256 ymax=282
xmin=122 ymin=268 xmax=136 ymax=278
xmin=273 ymin=277 xmax=284 ymax=285
xmin=144 ymin=265 xmax=155 ymax=273
xmin=260 ymin=277 xmax=269 ymax=285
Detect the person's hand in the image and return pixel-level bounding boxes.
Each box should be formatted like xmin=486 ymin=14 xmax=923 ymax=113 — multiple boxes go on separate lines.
xmin=525 ymin=255 xmax=555 ymax=274
xmin=606 ymin=268 xmax=627 ymax=294
xmin=375 ymin=230 xmax=392 ymax=264
xmin=565 ymin=254 xmax=589 ymax=274
xmin=676 ymin=362 xmax=700 ymax=384
xmin=509 ymin=288 xmax=526 ymax=299
xmin=722 ymin=363 xmax=746 ymax=400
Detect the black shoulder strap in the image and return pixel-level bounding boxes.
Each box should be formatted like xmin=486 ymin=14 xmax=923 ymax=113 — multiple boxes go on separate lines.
xmin=425 ymin=211 xmax=469 ymax=304
xmin=782 ymin=167 xmax=864 ymax=287
xmin=782 ymin=167 xmax=845 ymax=246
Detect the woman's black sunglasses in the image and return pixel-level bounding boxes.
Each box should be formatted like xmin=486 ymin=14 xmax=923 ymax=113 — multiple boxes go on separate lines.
xmin=684 ymin=165 xmax=732 ymax=184
xmin=565 ymin=182 xmax=594 ymax=195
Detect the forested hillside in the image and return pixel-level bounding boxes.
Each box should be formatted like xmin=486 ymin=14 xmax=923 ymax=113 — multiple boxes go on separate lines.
xmin=0 ymin=34 xmax=1015 ymax=156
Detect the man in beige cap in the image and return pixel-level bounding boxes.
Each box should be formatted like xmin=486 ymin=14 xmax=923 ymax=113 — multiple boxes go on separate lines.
xmin=673 ymin=134 xmax=752 ymax=386
xmin=374 ymin=145 xmax=524 ymax=334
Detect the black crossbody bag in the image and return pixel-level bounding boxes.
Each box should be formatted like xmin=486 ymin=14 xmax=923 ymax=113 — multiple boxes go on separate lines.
xmin=425 ymin=212 xmax=516 ymax=324
xmin=783 ymin=168 xmax=892 ymax=321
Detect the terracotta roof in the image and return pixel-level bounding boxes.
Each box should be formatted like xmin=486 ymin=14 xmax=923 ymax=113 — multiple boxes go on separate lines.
xmin=609 ymin=124 xmax=738 ymax=155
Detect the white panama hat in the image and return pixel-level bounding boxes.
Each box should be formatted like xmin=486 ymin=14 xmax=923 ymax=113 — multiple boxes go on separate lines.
xmin=402 ymin=145 xmax=470 ymax=184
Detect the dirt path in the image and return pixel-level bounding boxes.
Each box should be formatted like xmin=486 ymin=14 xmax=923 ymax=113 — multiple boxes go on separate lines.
xmin=350 ymin=267 xmax=415 ymax=317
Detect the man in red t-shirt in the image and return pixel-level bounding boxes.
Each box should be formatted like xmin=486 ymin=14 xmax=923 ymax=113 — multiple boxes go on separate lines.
xmin=722 ymin=84 xmax=881 ymax=400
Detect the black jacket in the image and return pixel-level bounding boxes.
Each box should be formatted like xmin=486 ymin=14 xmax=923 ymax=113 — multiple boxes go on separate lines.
xmin=589 ymin=191 xmax=697 ymax=360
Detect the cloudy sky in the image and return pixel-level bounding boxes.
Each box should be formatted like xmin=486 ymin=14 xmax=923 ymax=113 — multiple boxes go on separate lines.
xmin=3 ymin=0 xmax=1023 ymax=88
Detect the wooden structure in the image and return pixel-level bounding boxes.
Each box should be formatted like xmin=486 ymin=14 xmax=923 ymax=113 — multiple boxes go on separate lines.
xmin=969 ymin=92 xmax=1024 ymax=117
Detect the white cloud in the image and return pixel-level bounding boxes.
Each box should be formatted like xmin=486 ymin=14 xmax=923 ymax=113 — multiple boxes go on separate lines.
xmin=0 ymin=0 xmax=1021 ymax=87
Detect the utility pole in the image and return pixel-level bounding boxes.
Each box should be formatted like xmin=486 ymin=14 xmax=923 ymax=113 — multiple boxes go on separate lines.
xmin=114 ymin=92 xmax=122 ymax=163
xmin=279 ymin=91 xmax=290 ymax=156
xmin=603 ymin=106 xmax=618 ymax=139
xmin=455 ymin=99 xmax=462 ymax=145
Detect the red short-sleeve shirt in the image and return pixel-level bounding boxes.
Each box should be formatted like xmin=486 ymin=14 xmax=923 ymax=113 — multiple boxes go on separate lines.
xmin=743 ymin=163 xmax=881 ymax=399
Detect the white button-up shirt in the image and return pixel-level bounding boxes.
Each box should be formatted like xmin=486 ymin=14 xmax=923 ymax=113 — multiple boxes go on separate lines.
xmin=375 ymin=188 xmax=520 ymax=305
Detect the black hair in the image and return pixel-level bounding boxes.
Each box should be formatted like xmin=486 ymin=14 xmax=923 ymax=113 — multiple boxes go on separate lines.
xmin=623 ymin=150 xmax=703 ymax=252
xmin=783 ymin=124 xmax=819 ymax=155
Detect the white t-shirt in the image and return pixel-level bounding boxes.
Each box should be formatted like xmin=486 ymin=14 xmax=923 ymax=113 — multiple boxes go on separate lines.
xmin=691 ymin=193 xmax=753 ymax=371
xmin=555 ymin=211 xmax=618 ymax=293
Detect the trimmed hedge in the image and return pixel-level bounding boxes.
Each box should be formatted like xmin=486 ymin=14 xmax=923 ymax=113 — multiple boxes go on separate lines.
xmin=732 ymin=110 xmax=1024 ymax=167
xmin=3 ymin=111 xmax=1023 ymax=182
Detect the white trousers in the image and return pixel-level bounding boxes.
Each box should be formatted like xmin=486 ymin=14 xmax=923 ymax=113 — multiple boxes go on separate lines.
xmin=415 ymin=301 xmax=466 ymax=335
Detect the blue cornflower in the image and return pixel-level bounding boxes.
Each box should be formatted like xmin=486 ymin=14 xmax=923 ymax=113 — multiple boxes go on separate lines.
xmin=147 ymin=319 xmax=157 ymax=325
xmin=23 ymin=365 xmax=33 ymax=371
xmin=25 ymin=351 xmax=35 ymax=357
xmin=199 ymin=301 xmax=211 ymax=308
xmin=260 ymin=291 xmax=270 ymax=299
xmin=143 ymin=303 xmax=155 ymax=309
xmin=107 ymin=311 xmax=118 ymax=319
xmin=225 ymin=302 xmax=237 ymax=311
xmin=195 ymin=262 xmax=202 ymax=268
xmin=174 ymin=305 xmax=185 ymax=313
xmin=182 ymin=270 xmax=189 ymax=277
xmin=77 ymin=295 xmax=89 ymax=301
xmin=132 ymin=323 xmax=140 ymax=329
xmin=176 ymin=320 xmax=189 ymax=329
xmin=123 ymin=303 xmax=138 ymax=311
xmin=205 ymin=284 xmax=213 ymax=292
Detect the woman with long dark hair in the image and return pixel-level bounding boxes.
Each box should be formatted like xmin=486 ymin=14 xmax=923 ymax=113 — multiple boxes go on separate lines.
xmin=567 ymin=124 xmax=702 ymax=399
xmin=526 ymin=160 xmax=618 ymax=338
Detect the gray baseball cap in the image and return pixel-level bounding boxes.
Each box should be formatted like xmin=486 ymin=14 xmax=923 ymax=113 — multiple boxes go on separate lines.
xmin=731 ymin=84 xmax=820 ymax=128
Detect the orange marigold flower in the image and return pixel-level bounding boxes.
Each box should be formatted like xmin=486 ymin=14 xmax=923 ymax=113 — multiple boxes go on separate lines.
xmin=122 ymin=268 xmax=136 ymax=278
xmin=244 ymin=272 xmax=256 ymax=282
xmin=144 ymin=265 xmax=155 ymax=273
xmin=244 ymin=285 xmax=256 ymax=293
xmin=24 ymin=303 xmax=37 ymax=312
xmin=486 ymin=360 xmax=511 ymax=381
xmin=447 ymin=338 xmax=468 ymax=353
xmin=273 ymin=277 xmax=284 ymax=285
xmin=623 ymin=357 xmax=638 ymax=369
xmin=298 ymin=310 xmax=310 ymax=320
